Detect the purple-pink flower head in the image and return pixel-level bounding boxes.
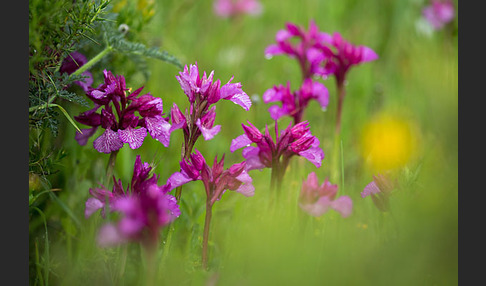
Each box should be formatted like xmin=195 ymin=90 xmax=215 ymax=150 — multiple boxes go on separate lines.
xmin=59 ymin=51 xmax=93 ymax=92
xmin=422 ymin=0 xmax=455 ymax=30
xmin=89 ymin=156 xmax=180 ymax=249
xmin=263 ymin=79 xmax=329 ymax=123
xmin=265 ymin=20 xmax=335 ymax=79
xmin=321 ymin=32 xmax=379 ymax=84
xmin=176 ymin=62 xmax=251 ymax=111
xmin=299 ymin=172 xmax=352 ymax=218
xmin=74 ymin=70 xmax=173 ymax=153
xmin=214 ymin=0 xmax=263 ymax=18
xmin=166 ymin=150 xmax=255 ymax=206
xmin=361 ymin=173 xmax=397 ymax=212
xmin=230 ymin=120 xmax=324 ymax=171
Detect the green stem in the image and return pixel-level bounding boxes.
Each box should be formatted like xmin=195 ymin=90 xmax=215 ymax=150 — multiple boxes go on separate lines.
xmin=160 ymin=221 xmax=175 ymax=269
xmin=106 ymin=150 xmax=119 ymax=185
xmin=331 ymin=81 xmax=346 ymax=184
xmin=330 ymin=132 xmax=341 ymax=184
xmin=71 ymin=45 xmax=113 ymax=77
xmin=202 ymin=201 xmax=213 ymax=270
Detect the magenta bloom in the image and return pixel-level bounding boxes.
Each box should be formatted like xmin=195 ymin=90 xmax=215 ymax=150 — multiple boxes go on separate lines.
xmin=166 ymin=149 xmax=254 ymax=206
xmin=172 ymin=62 xmax=251 ymax=159
xmin=230 ymin=120 xmax=324 ymax=172
xmin=265 ymin=20 xmax=335 ymax=79
xmin=422 ymin=0 xmax=455 ymax=30
xmin=299 ymin=172 xmax=352 ymax=217
xmin=214 ymin=0 xmax=262 ymax=18
xmin=74 ymin=70 xmax=173 ymax=153
xmin=86 ymin=155 xmax=180 ymax=249
xmin=59 ymin=51 xmax=93 ymax=92
xmin=321 ymin=32 xmax=379 ymax=85
xmin=176 ymin=62 xmax=251 ymax=111
xmin=263 ymin=79 xmax=329 ymax=123
xmin=361 ymin=173 xmax=397 ymax=212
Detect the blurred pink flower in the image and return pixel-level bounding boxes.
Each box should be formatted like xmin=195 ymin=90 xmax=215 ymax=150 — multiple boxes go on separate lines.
xmin=299 ymin=172 xmax=352 ymax=217
xmin=361 ymin=173 xmax=397 ymax=212
xmin=214 ymin=0 xmax=262 ymax=18
xmin=422 ymin=0 xmax=455 ymax=30
xmin=263 ymin=79 xmax=329 ymax=123
xmin=86 ymin=155 xmax=180 ymax=249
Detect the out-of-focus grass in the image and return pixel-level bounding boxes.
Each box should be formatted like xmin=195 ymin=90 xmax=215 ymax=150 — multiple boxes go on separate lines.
xmin=38 ymin=0 xmax=458 ymax=285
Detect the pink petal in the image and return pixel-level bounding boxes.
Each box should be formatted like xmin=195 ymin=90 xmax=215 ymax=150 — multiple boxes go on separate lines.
xmin=361 ymin=181 xmax=381 ymax=198
xmin=360 ymin=46 xmax=379 ymax=63
xmin=93 ymin=128 xmax=124 ymax=154
xmin=118 ymin=127 xmax=147 ymax=149
xmin=230 ymin=134 xmax=252 ymax=152
xmin=299 ymin=196 xmax=332 ymax=217
xmin=97 ymin=224 xmax=125 ymax=247
xmin=196 ymin=118 xmax=221 ymax=140
xmin=85 ymin=198 xmax=104 ymax=218
xmin=331 ymin=196 xmax=353 ymax=218
xmin=298 ymin=138 xmax=324 ymax=168
xmin=235 ymin=171 xmax=255 ymax=197
xmin=75 ymin=127 xmax=98 ymax=146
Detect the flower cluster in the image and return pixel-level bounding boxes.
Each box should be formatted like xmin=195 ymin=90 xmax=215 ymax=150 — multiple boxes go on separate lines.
xmin=265 ymin=20 xmax=335 ymax=79
xmin=319 ymin=32 xmax=379 ymax=86
xmin=299 ymin=172 xmax=352 ymax=217
xmin=166 ymin=149 xmax=254 ymax=207
xmin=230 ymin=120 xmax=324 ymax=180
xmin=265 ymin=20 xmax=378 ymax=84
xmin=263 ymin=79 xmax=329 ymax=123
xmin=86 ymin=155 xmax=180 ymax=249
xmin=74 ymin=69 xmax=172 ymax=153
xmin=213 ymin=0 xmax=263 ymax=19
xmin=172 ymin=62 xmax=251 ymax=156
xmin=422 ymin=0 xmax=455 ymax=30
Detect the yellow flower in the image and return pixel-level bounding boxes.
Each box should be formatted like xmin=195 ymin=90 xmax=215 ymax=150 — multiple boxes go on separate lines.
xmin=360 ymin=113 xmax=419 ymax=172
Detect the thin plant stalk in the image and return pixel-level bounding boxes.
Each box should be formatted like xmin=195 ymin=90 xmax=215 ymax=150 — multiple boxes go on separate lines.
xmin=202 ymin=200 xmax=213 ymax=270
xmin=106 ymin=150 xmax=119 ymax=184
xmin=70 ymin=45 xmax=113 ymax=78
xmin=331 ymin=80 xmax=346 ymax=183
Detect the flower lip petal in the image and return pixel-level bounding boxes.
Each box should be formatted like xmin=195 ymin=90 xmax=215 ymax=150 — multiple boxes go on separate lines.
xmin=118 ymin=127 xmax=147 ymax=149
xmin=93 ymin=128 xmax=124 ymax=154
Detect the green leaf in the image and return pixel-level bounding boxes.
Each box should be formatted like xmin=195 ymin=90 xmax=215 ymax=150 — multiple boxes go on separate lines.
xmin=49 ymin=103 xmax=83 ymax=134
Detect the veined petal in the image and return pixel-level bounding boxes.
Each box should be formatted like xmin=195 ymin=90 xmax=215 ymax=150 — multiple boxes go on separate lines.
xmin=93 ymin=129 xmax=124 ymax=154
xmin=227 ymin=92 xmax=252 ymax=111
xmin=230 ymin=134 xmax=252 ymax=152
xmin=144 ymin=116 xmax=172 ymax=147
xmin=118 ymin=127 xmax=147 ymax=149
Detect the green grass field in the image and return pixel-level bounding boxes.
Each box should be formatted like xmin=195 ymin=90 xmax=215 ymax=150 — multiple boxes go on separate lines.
xmin=29 ymin=0 xmax=458 ymax=285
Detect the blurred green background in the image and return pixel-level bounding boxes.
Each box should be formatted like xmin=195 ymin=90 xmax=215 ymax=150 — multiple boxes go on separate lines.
xmin=29 ymin=0 xmax=458 ymax=285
